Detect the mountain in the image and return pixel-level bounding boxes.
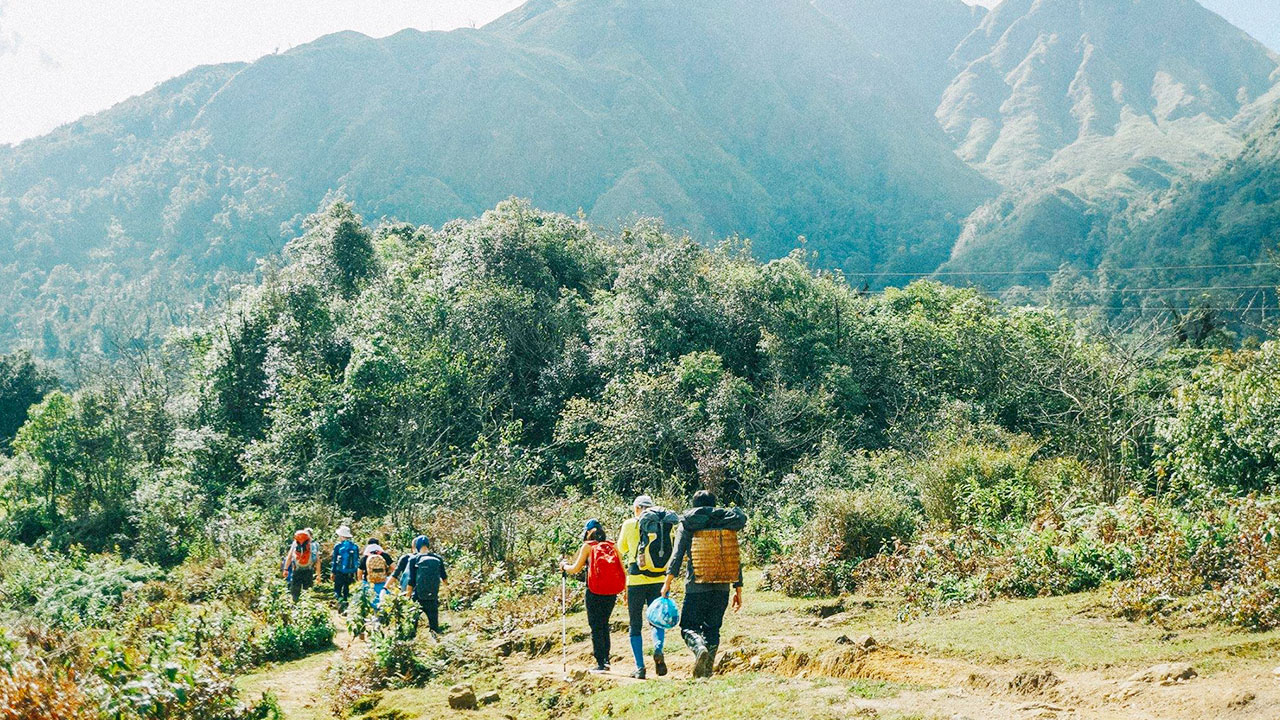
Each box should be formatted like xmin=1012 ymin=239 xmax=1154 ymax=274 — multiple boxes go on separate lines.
xmin=811 ymin=0 xmax=987 ymax=100
xmin=0 ymin=0 xmax=992 ymax=361
xmin=1101 ymin=107 xmax=1280 ymax=295
xmin=3 ymin=0 xmax=1280 ymax=361
xmin=940 ymin=0 xmax=1280 ymax=277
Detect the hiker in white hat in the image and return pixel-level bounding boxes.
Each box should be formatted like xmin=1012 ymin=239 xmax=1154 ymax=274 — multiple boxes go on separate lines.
xmin=617 ymin=494 xmax=678 ymax=679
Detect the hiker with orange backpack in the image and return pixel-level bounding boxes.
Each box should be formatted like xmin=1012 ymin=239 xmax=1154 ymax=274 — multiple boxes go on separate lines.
xmin=661 ymin=490 xmax=747 ymax=678
xmin=283 ymin=529 xmax=318 ymax=602
xmin=560 ymin=518 xmax=626 ymax=673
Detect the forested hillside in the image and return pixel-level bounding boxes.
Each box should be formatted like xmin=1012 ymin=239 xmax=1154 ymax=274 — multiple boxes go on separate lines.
xmin=0 ymin=0 xmax=992 ymax=364
xmin=941 ymin=0 xmax=1280 ymax=277
xmin=1107 ymin=108 xmax=1280 ymax=283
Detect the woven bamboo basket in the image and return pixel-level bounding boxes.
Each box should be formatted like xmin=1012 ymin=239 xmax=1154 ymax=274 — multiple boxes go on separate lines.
xmin=690 ymin=529 xmax=740 ymax=583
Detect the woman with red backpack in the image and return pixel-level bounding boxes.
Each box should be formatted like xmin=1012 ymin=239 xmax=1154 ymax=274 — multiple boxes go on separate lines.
xmin=560 ymin=518 xmax=626 ymax=673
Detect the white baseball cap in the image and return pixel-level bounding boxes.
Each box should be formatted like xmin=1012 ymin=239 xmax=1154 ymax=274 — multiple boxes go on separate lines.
xmin=634 ymin=494 xmax=655 ymax=509
xmin=336 ymin=526 xmax=353 ymax=538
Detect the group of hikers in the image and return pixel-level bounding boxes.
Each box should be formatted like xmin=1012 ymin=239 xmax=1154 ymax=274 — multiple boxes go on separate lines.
xmin=280 ymin=525 xmax=449 ymax=634
xmin=276 ymin=488 xmax=745 ymax=680
xmin=561 ymin=490 xmax=747 ymax=680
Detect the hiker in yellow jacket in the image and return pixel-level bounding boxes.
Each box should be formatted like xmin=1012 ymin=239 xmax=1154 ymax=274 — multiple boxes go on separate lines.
xmin=618 ymin=494 xmax=675 ymax=679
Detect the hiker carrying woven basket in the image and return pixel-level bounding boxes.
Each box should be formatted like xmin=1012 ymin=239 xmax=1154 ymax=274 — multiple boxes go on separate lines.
xmin=661 ymin=490 xmax=747 ymax=679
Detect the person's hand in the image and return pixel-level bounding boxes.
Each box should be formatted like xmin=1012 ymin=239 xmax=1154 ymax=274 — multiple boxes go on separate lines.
xmin=731 ymin=588 xmax=743 ymax=613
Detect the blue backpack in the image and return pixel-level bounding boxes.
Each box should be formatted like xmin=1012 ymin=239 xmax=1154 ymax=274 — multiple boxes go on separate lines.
xmin=334 ymin=540 xmax=359 ymax=575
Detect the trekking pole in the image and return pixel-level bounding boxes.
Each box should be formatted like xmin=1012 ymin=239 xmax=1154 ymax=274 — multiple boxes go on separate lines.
xmin=561 ymin=565 xmax=568 ymax=679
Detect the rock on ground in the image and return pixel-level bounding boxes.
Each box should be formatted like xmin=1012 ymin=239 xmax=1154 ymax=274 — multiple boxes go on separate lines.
xmin=1127 ymin=663 xmax=1198 ymax=685
xmin=448 ymin=684 xmax=478 ymax=710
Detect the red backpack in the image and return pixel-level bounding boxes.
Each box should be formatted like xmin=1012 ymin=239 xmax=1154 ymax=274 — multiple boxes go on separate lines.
xmin=586 ymin=540 xmax=626 ymax=596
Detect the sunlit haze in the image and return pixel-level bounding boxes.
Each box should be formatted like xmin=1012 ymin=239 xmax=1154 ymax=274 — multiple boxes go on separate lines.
xmin=0 ymin=0 xmax=1276 ymax=146
xmin=0 ymin=0 xmax=525 ymax=145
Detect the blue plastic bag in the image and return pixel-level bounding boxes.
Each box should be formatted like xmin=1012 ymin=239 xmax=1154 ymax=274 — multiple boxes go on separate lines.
xmin=645 ymin=596 xmax=680 ymax=629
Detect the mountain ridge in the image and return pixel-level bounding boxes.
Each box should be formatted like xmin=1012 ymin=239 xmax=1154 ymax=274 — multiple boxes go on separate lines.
xmin=2 ymin=0 xmax=1279 ymax=360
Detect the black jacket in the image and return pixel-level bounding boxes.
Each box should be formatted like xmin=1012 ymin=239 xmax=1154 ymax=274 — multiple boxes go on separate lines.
xmin=667 ymin=506 xmax=747 ymax=590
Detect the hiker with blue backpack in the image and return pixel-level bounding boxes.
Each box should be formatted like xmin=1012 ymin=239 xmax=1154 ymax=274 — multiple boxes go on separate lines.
xmin=618 ymin=494 xmax=678 ymax=679
xmin=405 ymin=535 xmax=448 ymax=634
xmin=332 ymin=526 xmax=360 ymax=609
xmin=561 ymin=519 xmax=626 ymax=673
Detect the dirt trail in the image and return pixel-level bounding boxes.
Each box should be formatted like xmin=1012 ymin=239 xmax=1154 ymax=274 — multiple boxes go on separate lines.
xmin=492 ymin=592 xmax=1280 ymax=720
xmin=237 ymin=610 xmax=357 ymax=720
xmin=240 ymin=589 xmax=1280 ymax=720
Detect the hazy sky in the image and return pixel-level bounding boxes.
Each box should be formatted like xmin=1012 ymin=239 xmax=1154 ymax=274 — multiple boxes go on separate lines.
xmin=0 ymin=0 xmax=1277 ymax=146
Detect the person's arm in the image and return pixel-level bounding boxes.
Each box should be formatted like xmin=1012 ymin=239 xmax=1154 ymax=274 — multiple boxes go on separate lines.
xmin=662 ymin=525 xmax=691 ymax=597
xmin=358 ymin=555 xmax=367 ymax=582
xmin=618 ymin=519 xmax=635 ymax=561
xmin=438 ymin=557 xmax=447 ymax=585
xmin=561 ymin=543 xmax=590 ymax=575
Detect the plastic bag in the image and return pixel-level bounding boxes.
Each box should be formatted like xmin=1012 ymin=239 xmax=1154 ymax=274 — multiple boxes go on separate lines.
xmin=645 ymin=596 xmax=680 ymax=629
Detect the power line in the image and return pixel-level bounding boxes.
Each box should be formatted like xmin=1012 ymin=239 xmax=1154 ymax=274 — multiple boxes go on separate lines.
xmin=1109 ymin=284 xmax=1277 ymax=293
xmin=844 ymin=261 xmax=1277 ymax=278
xmin=864 ymin=284 xmax=1277 ymax=297
xmin=1035 ymin=306 xmax=1280 ymax=312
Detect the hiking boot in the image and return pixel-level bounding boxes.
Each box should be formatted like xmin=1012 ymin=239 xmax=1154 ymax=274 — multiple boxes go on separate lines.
xmin=630 ymin=667 xmax=646 ymax=680
xmin=654 ymin=650 xmax=667 ymax=677
xmin=691 ymin=638 xmax=713 ymax=678
xmin=589 ymin=664 xmax=609 ymax=674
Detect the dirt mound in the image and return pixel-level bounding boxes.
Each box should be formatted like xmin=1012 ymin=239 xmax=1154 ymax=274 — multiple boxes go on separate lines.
xmin=1008 ymin=669 xmax=1062 ymax=695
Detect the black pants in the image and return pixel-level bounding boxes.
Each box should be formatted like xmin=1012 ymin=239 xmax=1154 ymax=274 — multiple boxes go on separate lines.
xmin=289 ymin=567 xmax=314 ymax=602
xmin=627 ymin=583 xmax=662 ymax=637
xmin=680 ymin=588 xmax=730 ymax=651
xmin=417 ymin=594 xmax=441 ymax=633
xmin=584 ymin=590 xmax=617 ymax=668
xmin=333 ymin=571 xmax=354 ymax=602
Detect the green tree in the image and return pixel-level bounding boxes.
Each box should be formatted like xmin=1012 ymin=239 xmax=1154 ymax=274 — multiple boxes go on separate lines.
xmin=0 ymin=352 xmax=58 ymax=454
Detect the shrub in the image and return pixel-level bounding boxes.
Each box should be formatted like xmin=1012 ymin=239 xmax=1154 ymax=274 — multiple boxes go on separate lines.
xmin=1157 ymin=344 xmax=1280 ymax=498
xmin=368 ymin=591 xmax=429 ymax=682
xmin=920 ymin=439 xmax=1049 ymax=529
xmin=255 ymin=584 xmax=334 ymax=661
xmin=763 ymin=485 xmax=917 ymax=597
xmin=0 ymin=629 xmax=96 ymax=720
xmin=0 ymin=548 xmax=163 ymax=631
xmin=88 ymin=643 xmax=279 ymax=720
xmin=130 ymin=469 xmax=206 ymax=567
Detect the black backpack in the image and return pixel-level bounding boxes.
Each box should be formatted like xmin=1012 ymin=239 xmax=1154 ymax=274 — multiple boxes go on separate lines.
xmin=411 ymin=553 xmax=445 ymax=599
xmin=633 ymin=507 xmax=679 ymax=577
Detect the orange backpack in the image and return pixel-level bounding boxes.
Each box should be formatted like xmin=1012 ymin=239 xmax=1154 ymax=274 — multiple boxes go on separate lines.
xmin=294 ymin=541 xmax=312 ymax=568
